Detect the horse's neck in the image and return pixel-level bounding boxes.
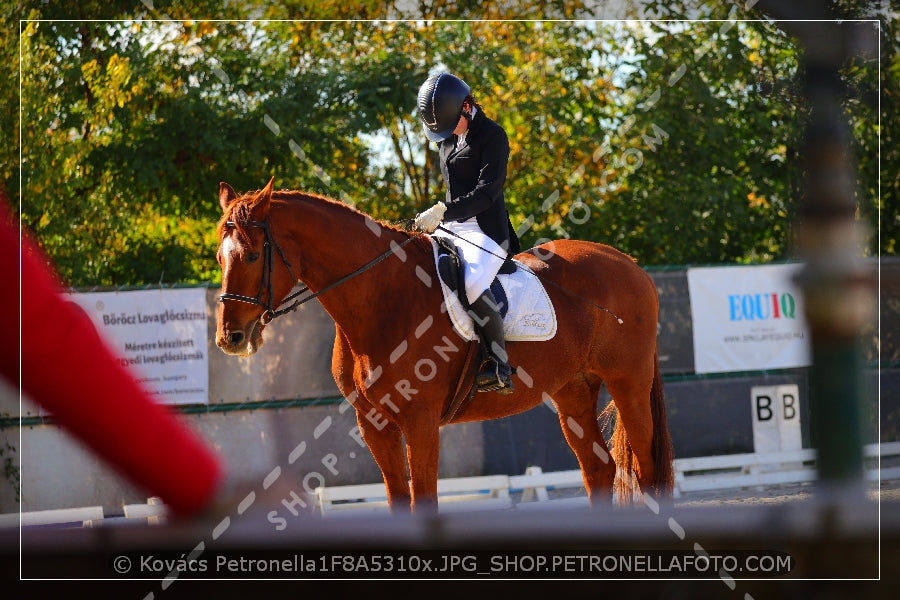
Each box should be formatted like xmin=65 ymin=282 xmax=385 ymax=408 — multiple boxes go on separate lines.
xmin=278 ymin=194 xmax=422 ymax=329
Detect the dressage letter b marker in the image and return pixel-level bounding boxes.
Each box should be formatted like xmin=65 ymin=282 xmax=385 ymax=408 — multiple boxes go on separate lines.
xmin=756 ymin=395 xmax=773 ymax=422
xmin=783 ymin=394 xmax=796 ymax=421
xmin=751 ymin=385 xmax=802 ymax=454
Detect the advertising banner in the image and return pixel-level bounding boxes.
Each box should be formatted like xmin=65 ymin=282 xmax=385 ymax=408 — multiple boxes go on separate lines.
xmin=687 ymin=264 xmax=811 ymax=374
xmin=68 ymin=288 xmax=209 ymax=404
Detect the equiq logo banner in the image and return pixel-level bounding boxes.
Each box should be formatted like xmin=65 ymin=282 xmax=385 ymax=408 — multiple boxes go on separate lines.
xmin=687 ymin=264 xmax=812 ymax=374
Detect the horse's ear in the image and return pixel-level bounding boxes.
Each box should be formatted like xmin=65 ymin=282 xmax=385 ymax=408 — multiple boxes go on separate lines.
xmin=251 ymin=176 xmax=275 ymax=220
xmin=219 ymin=182 xmax=237 ymax=213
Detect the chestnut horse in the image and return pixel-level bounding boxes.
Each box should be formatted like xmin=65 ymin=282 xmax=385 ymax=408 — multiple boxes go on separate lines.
xmin=214 ymin=177 xmax=674 ymax=513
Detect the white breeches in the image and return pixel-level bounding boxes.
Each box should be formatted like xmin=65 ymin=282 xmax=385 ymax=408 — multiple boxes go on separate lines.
xmin=436 ymin=218 xmax=506 ymax=305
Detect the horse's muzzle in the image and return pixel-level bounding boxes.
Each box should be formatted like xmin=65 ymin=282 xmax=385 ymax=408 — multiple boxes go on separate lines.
xmin=217 ymin=320 xmax=264 ymax=356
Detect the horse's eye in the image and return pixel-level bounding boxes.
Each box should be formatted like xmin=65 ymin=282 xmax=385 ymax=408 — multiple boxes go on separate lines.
xmin=246 ymin=251 xmax=261 ymax=264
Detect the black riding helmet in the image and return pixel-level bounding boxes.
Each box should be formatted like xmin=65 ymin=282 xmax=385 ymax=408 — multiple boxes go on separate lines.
xmin=417 ymin=72 xmax=471 ymax=142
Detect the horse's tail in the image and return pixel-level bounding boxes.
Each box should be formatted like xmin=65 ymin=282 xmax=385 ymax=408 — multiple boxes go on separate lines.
xmin=604 ymin=350 xmax=675 ymax=505
xmin=605 ymin=405 xmax=635 ymax=506
xmin=648 ymin=351 xmax=675 ymax=498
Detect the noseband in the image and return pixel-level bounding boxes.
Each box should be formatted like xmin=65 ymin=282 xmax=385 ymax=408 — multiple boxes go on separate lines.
xmin=218 ymin=218 xmax=421 ymax=324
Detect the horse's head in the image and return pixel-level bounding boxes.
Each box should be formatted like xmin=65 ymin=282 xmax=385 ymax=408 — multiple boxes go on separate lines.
xmin=215 ymin=176 xmax=295 ymax=356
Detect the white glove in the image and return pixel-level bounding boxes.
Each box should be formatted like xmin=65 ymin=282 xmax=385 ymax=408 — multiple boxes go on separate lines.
xmin=413 ymin=201 xmax=447 ymax=233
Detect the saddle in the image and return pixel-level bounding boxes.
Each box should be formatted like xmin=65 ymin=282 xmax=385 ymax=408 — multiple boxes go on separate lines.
xmin=433 ymin=236 xmax=515 ymax=424
xmin=430 ymin=235 xmax=557 ymax=423
xmin=430 ymin=236 xmax=557 ymax=344
xmin=433 ymin=235 xmax=514 ymax=316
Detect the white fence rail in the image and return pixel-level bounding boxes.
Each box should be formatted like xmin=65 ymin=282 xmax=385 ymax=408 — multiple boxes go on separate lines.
xmin=4 ymin=442 xmax=898 ymax=527
xmin=315 ymin=441 xmax=900 ymax=515
xmin=0 ymin=497 xmax=167 ymax=529
xmin=0 ymin=505 xmax=105 ymax=529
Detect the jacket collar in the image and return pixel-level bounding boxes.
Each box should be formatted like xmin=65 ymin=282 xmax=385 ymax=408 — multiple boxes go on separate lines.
xmin=445 ymin=109 xmax=486 ymax=150
xmin=464 ymin=108 xmax=486 ymax=137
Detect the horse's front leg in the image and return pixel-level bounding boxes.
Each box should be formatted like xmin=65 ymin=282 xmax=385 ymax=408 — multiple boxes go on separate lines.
xmin=403 ymin=418 xmax=441 ymax=514
xmin=355 ymin=409 xmax=411 ymax=513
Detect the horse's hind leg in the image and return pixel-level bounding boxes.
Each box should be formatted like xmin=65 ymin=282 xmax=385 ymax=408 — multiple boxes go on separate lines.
xmin=552 ymin=374 xmax=617 ymax=506
xmin=604 ymin=369 xmax=656 ymax=492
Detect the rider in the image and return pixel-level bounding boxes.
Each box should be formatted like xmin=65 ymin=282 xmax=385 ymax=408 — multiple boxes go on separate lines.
xmin=414 ymin=72 xmax=519 ymax=394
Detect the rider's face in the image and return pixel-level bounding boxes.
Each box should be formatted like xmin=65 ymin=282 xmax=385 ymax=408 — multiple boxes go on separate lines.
xmin=452 ymin=102 xmax=471 ymax=135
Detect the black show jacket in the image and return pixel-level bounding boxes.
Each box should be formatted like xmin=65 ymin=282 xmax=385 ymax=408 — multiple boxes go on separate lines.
xmin=437 ymin=109 xmax=520 ymax=255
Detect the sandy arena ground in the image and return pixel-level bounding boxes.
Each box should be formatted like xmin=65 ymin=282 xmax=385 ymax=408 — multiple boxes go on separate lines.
xmin=675 ymin=477 xmax=900 ymax=507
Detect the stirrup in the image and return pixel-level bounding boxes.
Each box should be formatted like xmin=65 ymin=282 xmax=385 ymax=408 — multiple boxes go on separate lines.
xmin=475 ymin=360 xmax=515 ymax=394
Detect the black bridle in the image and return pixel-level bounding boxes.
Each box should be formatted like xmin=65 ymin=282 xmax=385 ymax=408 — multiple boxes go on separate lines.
xmin=217 ymin=219 xmax=293 ymax=324
xmin=218 ymin=218 xmax=420 ymax=324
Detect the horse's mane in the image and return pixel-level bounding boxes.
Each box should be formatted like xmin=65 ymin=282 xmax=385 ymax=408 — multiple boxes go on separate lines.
xmin=273 ymin=189 xmax=412 ymax=236
xmin=216 ymin=187 xmax=422 ymax=250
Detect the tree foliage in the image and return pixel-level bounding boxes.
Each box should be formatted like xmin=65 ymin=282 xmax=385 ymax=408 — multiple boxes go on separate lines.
xmin=3 ymin=1 xmax=893 ymax=287
xmin=594 ymin=19 xmax=807 ymax=265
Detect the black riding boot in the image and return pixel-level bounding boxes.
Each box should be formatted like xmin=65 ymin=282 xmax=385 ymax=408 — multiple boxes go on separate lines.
xmin=468 ymin=289 xmax=515 ymax=394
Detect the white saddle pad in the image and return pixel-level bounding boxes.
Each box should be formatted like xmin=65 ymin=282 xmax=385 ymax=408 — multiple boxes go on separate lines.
xmin=430 ymin=238 xmax=557 ymax=342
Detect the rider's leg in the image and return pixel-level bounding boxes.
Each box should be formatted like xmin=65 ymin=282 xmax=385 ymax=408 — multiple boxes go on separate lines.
xmin=468 ymin=287 xmax=514 ymax=394
xmin=438 ymin=221 xmax=513 ymax=393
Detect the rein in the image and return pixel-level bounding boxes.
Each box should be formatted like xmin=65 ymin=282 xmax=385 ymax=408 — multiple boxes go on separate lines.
xmin=218 ymin=219 xmax=421 ymax=323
